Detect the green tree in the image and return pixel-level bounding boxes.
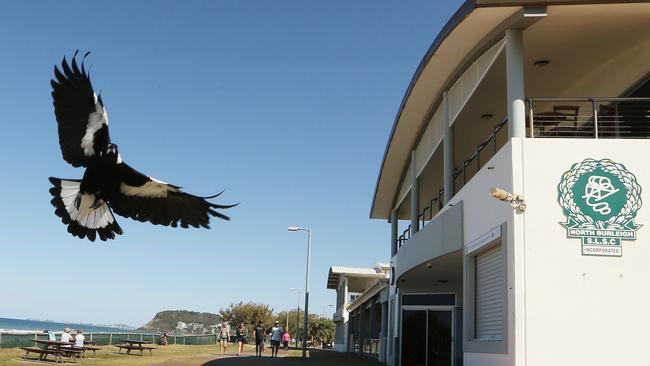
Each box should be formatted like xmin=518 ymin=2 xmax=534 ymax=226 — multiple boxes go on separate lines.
xmin=219 ymin=302 xmax=275 ymax=334
xmin=275 ymin=309 xmax=303 ymax=334
xmin=273 ymin=309 xmax=321 ymax=345
xmin=308 ymin=318 xmax=335 ymax=347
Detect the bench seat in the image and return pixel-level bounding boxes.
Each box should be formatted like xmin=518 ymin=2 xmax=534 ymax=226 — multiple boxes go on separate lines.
xmin=20 ymin=346 xmax=63 ymax=363
xmin=116 ymin=344 xmax=155 ymax=355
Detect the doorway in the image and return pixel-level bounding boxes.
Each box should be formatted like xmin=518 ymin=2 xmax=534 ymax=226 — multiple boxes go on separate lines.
xmin=400 ymin=308 xmax=453 ymax=366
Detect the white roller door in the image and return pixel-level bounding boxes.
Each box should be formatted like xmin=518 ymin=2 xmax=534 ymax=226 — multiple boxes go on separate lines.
xmin=475 ymin=244 xmax=503 ymax=340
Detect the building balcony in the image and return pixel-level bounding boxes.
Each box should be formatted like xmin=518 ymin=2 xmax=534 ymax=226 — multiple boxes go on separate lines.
xmin=395 ymin=95 xmax=650 ymax=252
xmin=394 ymin=201 xmax=463 ymax=283
xmin=528 ymin=97 xmax=650 ymax=139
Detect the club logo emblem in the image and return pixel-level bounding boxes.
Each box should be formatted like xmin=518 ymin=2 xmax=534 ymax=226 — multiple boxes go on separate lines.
xmin=558 ymin=158 xmax=642 ymax=257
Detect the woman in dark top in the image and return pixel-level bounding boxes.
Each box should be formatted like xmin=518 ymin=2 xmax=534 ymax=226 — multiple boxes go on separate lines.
xmin=236 ymin=322 xmax=248 ymax=356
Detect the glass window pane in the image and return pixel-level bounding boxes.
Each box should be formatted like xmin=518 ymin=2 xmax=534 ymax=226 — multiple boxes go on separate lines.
xmin=401 ymin=310 xmax=427 ymax=366
xmin=427 ymin=310 xmax=452 ymax=366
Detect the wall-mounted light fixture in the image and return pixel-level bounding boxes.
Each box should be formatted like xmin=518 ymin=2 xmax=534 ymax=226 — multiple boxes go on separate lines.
xmin=534 ymin=59 xmax=550 ymax=67
xmin=490 ymin=187 xmax=526 ymax=212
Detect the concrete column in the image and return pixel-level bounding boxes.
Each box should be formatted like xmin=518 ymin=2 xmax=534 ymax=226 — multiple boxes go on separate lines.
xmin=410 ymin=151 xmax=419 ymax=235
xmin=506 ymin=28 xmax=526 ymax=138
xmin=390 ymin=210 xmax=398 ymax=255
xmin=379 ymin=301 xmax=388 ymax=362
xmin=387 ymin=296 xmax=394 ymax=365
xmin=342 ymin=277 xmax=349 ymax=351
xmin=443 ymin=91 xmax=454 ymax=203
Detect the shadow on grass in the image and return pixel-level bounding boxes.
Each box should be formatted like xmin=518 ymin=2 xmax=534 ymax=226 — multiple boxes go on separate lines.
xmin=201 ymin=349 xmax=382 ymax=366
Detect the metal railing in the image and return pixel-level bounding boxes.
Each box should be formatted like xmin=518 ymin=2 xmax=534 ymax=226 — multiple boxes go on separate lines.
xmin=418 ymin=189 xmax=445 ymax=226
xmin=362 ymin=338 xmax=379 ymax=358
xmin=453 ymin=116 xmax=509 ymax=195
xmin=397 ymin=189 xmax=444 ymax=249
xmin=528 ymin=97 xmax=650 ymax=139
xmin=397 ymin=118 xmax=508 ymax=249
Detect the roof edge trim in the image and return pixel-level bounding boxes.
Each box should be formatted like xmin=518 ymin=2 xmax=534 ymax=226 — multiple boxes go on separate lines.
xmin=370 ymin=0 xmax=477 ymax=219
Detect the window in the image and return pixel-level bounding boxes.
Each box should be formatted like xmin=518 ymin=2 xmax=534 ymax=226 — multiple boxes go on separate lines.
xmin=475 ymin=244 xmax=503 ymax=340
xmin=463 ymin=223 xmax=508 ymax=354
xmin=402 ymin=293 xmax=456 ymax=306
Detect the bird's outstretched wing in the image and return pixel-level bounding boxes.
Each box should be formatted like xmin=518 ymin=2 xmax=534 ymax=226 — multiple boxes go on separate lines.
xmin=51 ymin=51 xmax=110 ymax=167
xmin=110 ymin=163 xmax=236 ymax=228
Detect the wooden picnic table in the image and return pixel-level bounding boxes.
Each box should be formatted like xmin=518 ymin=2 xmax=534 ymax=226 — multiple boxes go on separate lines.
xmin=120 ymin=339 xmax=150 ymax=344
xmin=116 ymin=339 xmax=156 ymax=356
xmin=21 ymin=339 xmax=81 ymax=363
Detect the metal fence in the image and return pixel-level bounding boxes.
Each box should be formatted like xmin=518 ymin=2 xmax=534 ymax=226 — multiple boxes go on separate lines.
xmin=528 ymin=97 xmax=650 ymax=139
xmin=362 ymin=338 xmax=379 ymax=358
xmin=0 ymin=332 xmax=220 ymax=348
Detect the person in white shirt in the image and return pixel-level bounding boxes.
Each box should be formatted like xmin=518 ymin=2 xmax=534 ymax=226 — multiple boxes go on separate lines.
xmin=74 ymin=329 xmax=85 ymax=348
xmin=270 ymin=321 xmax=284 ymax=358
xmin=60 ymin=328 xmax=72 ymax=347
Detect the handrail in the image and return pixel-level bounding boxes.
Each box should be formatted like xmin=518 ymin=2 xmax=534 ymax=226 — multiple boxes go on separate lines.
xmin=527 ymin=97 xmax=650 ymax=102
xmin=527 ymin=97 xmax=650 ymax=139
xmin=400 ymin=118 xmax=508 ymax=248
xmin=453 ymin=116 xmax=508 ymax=188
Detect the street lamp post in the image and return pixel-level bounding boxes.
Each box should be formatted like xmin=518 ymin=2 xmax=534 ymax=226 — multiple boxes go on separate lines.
xmin=288 ymin=226 xmax=311 ymax=358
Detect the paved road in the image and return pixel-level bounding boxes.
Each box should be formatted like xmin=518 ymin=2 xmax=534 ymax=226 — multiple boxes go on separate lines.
xmin=154 ymin=350 xmax=295 ymax=366
xmin=153 ymin=348 xmax=380 ymax=366
xmin=201 ymin=354 xmax=292 ymax=366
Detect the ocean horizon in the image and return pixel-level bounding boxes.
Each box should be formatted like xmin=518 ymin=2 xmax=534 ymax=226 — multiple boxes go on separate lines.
xmin=0 ymin=317 xmax=133 ymax=333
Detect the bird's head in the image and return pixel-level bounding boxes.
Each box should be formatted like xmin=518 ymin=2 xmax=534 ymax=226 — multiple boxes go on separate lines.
xmin=100 ymin=143 xmax=122 ymax=164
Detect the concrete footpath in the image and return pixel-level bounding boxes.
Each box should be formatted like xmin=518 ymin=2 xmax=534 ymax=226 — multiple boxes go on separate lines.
xmin=154 ymin=348 xmax=381 ymax=366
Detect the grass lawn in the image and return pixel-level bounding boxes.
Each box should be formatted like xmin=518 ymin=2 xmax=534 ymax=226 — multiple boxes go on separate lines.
xmin=0 ymin=345 xmax=382 ymax=366
xmin=0 ymin=344 xmax=243 ymax=366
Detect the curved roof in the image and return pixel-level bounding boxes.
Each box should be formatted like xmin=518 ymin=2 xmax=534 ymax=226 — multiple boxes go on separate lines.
xmin=326 ymin=265 xmax=387 ymax=289
xmin=369 ymin=0 xmax=645 ymax=219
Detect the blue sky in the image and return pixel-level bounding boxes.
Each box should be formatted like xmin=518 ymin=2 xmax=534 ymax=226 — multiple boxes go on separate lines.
xmin=0 ymin=0 xmax=462 ymax=327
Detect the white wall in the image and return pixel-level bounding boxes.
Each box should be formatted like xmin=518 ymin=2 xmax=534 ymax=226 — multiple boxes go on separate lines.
xmin=520 ymin=138 xmax=650 ymax=366
xmin=450 ymin=141 xmax=518 ymax=366
xmin=333 ymin=276 xmax=349 ymax=352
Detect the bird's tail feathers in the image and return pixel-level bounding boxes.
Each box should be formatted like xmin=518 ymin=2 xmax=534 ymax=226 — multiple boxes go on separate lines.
xmin=48 ymin=177 xmax=123 ymax=242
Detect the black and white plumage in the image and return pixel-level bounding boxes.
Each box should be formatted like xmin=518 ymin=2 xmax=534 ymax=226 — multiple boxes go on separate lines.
xmin=49 ymin=51 xmax=235 ymax=241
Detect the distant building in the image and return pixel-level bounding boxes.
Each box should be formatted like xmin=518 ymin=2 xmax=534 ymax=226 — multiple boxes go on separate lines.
xmin=175 ymin=321 xmax=187 ymax=333
xmin=327 ymin=263 xmax=390 ymax=361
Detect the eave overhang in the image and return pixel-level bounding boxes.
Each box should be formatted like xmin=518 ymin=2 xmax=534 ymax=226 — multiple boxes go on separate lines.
xmin=369 ymin=0 xmax=646 ymax=220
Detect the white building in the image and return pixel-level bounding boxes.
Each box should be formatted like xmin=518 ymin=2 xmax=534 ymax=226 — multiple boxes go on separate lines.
xmin=175 ymin=321 xmax=187 ymax=333
xmin=369 ymin=1 xmax=650 ymax=365
xmin=327 ymin=263 xmax=390 ymax=360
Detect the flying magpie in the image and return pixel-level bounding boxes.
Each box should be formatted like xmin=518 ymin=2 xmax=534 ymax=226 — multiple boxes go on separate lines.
xmin=49 ymin=51 xmax=236 ymax=241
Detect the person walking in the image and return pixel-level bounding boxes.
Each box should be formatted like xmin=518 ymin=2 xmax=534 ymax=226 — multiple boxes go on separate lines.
xmin=236 ymin=322 xmax=247 ymax=356
xmin=253 ymin=321 xmax=266 ymax=357
xmin=218 ymin=322 xmax=230 ymax=355
xmin=270 ymin=320 xmax=284 ymax=358
xmin=282 ymin=330 xmax=290 ymax=351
